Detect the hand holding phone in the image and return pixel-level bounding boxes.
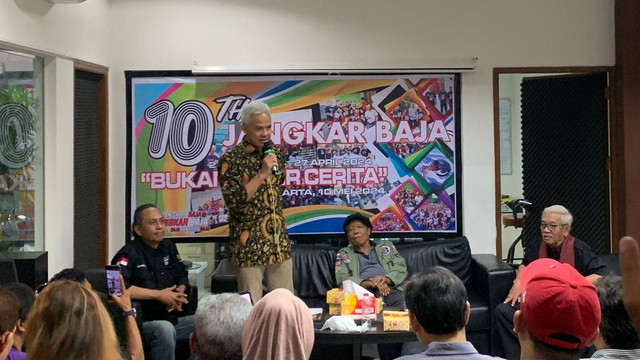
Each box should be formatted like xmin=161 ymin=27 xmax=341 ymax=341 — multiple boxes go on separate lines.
xmin=106 ymin=265 xmax=123 ymax=296
xmin=109 ymin=274 xmax=134 ymax=316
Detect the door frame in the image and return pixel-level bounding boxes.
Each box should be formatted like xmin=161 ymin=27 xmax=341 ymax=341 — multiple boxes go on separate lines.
xmin=493 ymin=66 xmax=619 ymax=258
xmin=74 ymin=61 xmax=109 ymax=266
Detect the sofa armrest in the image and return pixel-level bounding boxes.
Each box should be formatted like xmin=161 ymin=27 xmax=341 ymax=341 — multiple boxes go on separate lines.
xmin=470 ymin=254 xmax=515 ymax=313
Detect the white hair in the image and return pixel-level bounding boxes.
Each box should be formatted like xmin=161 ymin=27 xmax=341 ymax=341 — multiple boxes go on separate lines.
xmin=542 ymin=205 xmax=573 ymax=225
xmin=240 ymin=101 xmax=271 ymax=126
xmin=193 ymin=293 xmax=253 ymax=360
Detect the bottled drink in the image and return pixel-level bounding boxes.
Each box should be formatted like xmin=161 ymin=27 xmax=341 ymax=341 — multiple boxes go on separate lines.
xmin=341 ymin=294 xmax=357 ymax=315
xmin=359 ymin=293 xmax=376 ymax=315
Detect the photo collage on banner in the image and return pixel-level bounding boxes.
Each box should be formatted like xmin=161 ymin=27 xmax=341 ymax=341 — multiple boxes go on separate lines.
xmin=128 ymin=73 xmax=461 ymax=239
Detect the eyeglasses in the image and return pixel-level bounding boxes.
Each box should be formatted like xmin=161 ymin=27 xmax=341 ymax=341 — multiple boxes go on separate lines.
xmin=540 ymin=223 xmax=568 ymax=231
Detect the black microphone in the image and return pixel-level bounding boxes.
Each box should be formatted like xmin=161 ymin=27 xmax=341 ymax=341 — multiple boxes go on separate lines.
xmin=262 ymin=142 xmax=279 ymax=175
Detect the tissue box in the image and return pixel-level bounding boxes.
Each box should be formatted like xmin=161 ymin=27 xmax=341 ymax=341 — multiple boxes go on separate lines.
xmin=383 ymin=311 xmax=410 ymax=331
xmin=326 ymin=288 xmax=345 ymax=304
xmin=329 ymin=304 xmax=341 ymax=315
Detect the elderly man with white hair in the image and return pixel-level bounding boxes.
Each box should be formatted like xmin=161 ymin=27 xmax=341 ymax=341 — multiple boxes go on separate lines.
xmin=218 ymin=100 xmax=293 ymax=303
xmin=493 ymin=204 xmax=609 ymax=360
xmin=189 ymin=293 xmax=253 ymax=360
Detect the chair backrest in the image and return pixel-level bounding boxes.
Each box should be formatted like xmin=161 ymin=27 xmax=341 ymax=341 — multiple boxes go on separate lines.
xmin=84 ymin=267 xmax=108 ymax=293
xmin=0 ymin=260 xmax=18 ymax=284
xmin=292 ymin=244 xmax=339 ymax=298
xmin=396 ymin=236 xmax=473 ymax=288
xmin=597 ymin=254 xmax=620 ymax=276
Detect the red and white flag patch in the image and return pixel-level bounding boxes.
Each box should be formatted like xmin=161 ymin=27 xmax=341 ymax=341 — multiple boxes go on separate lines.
xmin=117 ymin=257 xmax=128 ymax=266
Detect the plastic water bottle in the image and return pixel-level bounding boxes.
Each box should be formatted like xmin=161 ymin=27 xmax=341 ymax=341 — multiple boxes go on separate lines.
xmin=360 ymin=293 xmax=376 ymax=315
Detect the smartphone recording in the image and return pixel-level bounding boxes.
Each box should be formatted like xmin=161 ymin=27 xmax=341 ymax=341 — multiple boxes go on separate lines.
xmin=105 ymin=265 xmax=122 ymax=296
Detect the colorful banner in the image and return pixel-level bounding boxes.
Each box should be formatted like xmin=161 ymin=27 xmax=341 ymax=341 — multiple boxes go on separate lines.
xmin=128 ymin=73 xmax=461 ymax=239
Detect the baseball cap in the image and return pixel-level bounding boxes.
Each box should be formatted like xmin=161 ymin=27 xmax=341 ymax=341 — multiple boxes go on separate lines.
xmin=342 ymin=213 xmax=372 ymax=232
xmin=520 ymin=258 xmax=600 ymax=350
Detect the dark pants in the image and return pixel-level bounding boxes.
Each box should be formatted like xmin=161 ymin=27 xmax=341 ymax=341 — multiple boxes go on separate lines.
xmin=142 ymin=316 xmax=194 ymax=360
xmin=376 ymin=288 xmax=405 ymax=309
xmin=494 ymin=303 xmax=520 ymax=360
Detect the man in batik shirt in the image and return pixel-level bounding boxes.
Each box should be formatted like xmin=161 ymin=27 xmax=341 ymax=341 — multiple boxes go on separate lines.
xmin=217 ymin=101 xmax=292 ymax=302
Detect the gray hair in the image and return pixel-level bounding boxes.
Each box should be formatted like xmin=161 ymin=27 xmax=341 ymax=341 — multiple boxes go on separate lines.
xmin=542 ymin=205 xmax=573 ymax=225
xmin=240 ymin=101 xmax=271 ymax=126
xmin=193 ymin=293 xmax=253 ymax=360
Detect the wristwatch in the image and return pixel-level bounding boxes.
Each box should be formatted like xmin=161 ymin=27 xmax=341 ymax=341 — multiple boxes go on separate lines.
xmin=123 ymin=308 xmax=137 ymax=318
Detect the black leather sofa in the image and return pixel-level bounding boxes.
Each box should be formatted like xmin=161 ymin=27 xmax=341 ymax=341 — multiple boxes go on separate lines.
xmin=211 ymin=236 xmax=515 ymax=355
xmin=396 ymin=237 xmax=514 ymax=354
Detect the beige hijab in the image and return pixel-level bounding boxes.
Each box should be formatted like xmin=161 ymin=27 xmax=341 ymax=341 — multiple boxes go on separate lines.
xmin=242 ymin=288 xmax=315 ymax=360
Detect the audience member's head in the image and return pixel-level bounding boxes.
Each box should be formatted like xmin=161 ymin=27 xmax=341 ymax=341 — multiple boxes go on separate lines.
xmin=0 ymin=287 xmax=19 ymax=359
xmin=242 ymin=289 xmax=314 ymax=360
xmin=404 ymin=266 xmax=469 ymax=344
xmin=515 ymin=258 xmax=600 ymax=360
xmin=5 ymin=282 xmax=34 ymax=351
xmin=49 ymin=267 xmax=91 ymax=289
xmin=25 ymin=280 xmax=122 ymax=360
xmin=190 ymin=293 xmax=253 ymax=360
xmin=594 ymin=276 xmax=639 ymax=350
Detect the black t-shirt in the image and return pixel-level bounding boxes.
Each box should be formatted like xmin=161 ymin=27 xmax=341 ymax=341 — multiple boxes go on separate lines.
xmin=111 ymin=239 xmax=190 ymax=324
xmin=523 ymin=237 xmax=609 ymax=277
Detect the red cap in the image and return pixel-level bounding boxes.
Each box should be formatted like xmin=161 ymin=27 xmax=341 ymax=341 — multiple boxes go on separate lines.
xmin=520 ymin=258 xmax=600 ymax=350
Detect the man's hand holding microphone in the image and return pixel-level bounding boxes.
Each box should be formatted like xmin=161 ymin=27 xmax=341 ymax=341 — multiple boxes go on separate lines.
xmin=261 ymin=142 xmax=280 ymax=178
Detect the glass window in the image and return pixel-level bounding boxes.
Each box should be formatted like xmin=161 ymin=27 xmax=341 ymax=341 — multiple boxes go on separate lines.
xmin=0 ymin=50 xmax=44 ymax=252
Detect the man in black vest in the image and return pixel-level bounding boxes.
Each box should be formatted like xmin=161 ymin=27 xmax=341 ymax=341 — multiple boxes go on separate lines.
xmin=112 ymin=204 xmax=192 ymax=360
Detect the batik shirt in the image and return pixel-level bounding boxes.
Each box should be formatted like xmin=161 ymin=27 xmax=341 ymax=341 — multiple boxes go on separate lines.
xmin=218 ymin=139 xmax=291 ymax=267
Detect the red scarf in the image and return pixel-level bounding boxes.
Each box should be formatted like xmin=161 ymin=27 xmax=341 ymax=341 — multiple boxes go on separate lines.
xmin=539 ymin=233 xmax=575 ymax=267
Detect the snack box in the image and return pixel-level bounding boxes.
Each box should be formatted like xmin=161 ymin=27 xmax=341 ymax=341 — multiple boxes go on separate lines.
xmin=376 ymin=297 xmax=383 ymax=314
xmin=329 ymin=304 xmax=341 ymax=315
xmin=383 ymin=310 xmax=410 ymax=331
xmin=326 ymin=288 xmax=345 ymax=304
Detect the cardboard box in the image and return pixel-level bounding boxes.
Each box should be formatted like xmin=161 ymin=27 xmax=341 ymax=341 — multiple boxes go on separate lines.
xmin=329 ymin=304 xmax=341 ymax=315
xmin=376 ymin=297 xmax=383 ymax=314
xmin=326 ymin=288 xmax=345 ymax=304
xmin=383 ymin=311 xmax=410 ymax=331
xmin=187 ymin=261 xmax=208 ymax=300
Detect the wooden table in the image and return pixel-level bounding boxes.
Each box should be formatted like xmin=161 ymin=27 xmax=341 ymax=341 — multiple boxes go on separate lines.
xmin=502 ymin=213 xmax=524 ymax=227
xmin=313 ymin=315 xmax=417 ymax=360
